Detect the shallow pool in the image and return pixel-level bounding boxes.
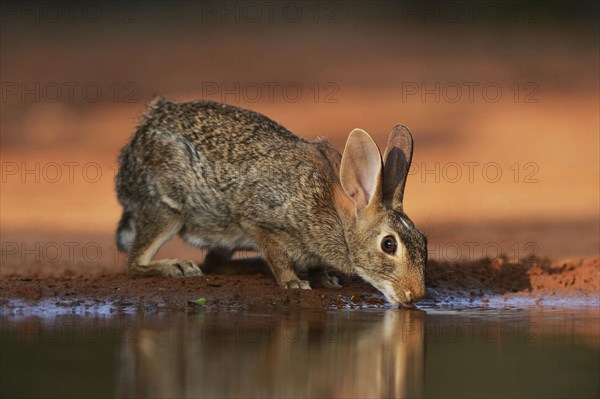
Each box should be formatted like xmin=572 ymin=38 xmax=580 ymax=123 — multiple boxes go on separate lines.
xmin=1 ymin=305 xmax=598 ymax=398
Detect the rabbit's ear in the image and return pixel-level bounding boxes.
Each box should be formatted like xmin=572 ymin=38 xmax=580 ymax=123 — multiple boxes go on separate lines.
xmin=382 ymin=125 xmax=414 ymax=210
xmin=340 ymin=128 xmax=383 ymax=211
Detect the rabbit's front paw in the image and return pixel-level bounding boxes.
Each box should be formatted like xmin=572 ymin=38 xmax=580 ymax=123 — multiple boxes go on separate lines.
xmin=319 ymin=275 xmax=342 ymax=289
xmin=283 ymin=279 xmax=311 ymax=290
xmin=159 ymin=259 xmax=203 ymax=278
xmin=308 ymin=269 xmax=342 ymax=289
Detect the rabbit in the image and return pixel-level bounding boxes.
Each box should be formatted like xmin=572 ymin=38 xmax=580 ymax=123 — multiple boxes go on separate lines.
xmin=115 ymin=97 xmax=427 ymax=305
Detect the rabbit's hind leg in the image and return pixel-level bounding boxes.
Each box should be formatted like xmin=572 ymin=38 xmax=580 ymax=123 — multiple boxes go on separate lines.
xmin=126 ymin=211 xmax=202 ymax=278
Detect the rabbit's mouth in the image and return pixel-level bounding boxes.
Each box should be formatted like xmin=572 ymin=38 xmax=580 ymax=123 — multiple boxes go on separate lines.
xmin=376 ymin=280 xmax=423 ymax=307
xmin=377 ymin=284 xmax=401 ymax=305
xmin=385 ymin=291 xmax=419 ymax=308
xmin=381 ymin=288 xmax=409 ymax=307
xmin=356 ymin=268 xmax=415 ymax=308
xmin=381 ymin=289 xmax=415 ymax=307
xmin=358 ymin=273 xmax=411 ymax=306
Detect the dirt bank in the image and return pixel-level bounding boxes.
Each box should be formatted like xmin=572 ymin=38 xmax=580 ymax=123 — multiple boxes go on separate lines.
xmin=1 ymin=257 xmax=597 ymax=312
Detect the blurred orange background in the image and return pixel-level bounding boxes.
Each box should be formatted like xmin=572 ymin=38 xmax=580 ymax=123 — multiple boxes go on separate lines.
xmin=1 ymin=1 xmax=598 ymax=264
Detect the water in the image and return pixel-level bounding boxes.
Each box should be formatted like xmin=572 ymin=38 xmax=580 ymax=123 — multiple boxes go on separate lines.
xmin=1 ymin=305 xmax=598 ymax=398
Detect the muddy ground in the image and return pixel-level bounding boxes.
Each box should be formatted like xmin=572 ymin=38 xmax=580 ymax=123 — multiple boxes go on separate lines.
xmin=1 ymin=256 xmax=597 ymax=312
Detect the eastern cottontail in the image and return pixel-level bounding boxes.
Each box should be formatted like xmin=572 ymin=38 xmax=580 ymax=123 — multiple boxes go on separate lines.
xmin=116 ymin=97 xmax=427 ymax=305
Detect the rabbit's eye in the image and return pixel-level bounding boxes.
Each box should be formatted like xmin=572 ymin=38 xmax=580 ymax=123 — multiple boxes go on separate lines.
xmin=381 ymin=235 xmax=397 ymax=255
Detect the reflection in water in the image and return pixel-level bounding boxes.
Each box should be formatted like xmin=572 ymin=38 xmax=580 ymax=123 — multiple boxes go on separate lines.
xmin=2 ymin=307 xmax=599 ymax=398
xmin=117 ymin=310 xmax=425 ymax=399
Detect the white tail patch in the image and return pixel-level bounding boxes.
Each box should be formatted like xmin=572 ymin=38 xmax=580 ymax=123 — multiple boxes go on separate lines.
xmin=117 ymin=225 xmax=136 ymax=252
